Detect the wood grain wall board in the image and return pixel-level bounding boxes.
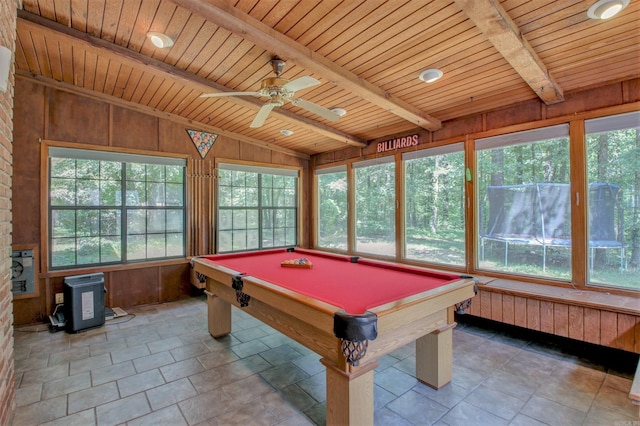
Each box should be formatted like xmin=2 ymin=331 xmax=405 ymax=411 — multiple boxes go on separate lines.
xmin=490 ymin=292 xmax=503 ymax=322
xmin=47 ymin=89 xmax=110 ymax=145
xmin=583 ymin=307 xmax=601 ymax=345
xmin=111 ymin=106 xmax=159 ymax=151
xmin=553 ymin=303 xmax=569 ymax=338
xmin=514 ymin=296 xmax=527 ymax=328
xmin=568 ymin=305 xmax=584 ymax=341
xmin=480 ymin=290 xmax=492 ymax=318
xmin=526 ymin=299 xmax=540 ymax=331
xmin=617 ymin=314 xmax=637 ymax=353
xmin=600 ymin=310 xmax=618 ymax=348
xmin=502 ymin=294 xmax=514 ymax=325
xmin=540 ymin=301 xmax=554 ymax=334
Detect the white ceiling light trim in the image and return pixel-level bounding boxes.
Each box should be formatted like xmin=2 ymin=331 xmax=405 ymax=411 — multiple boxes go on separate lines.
xmin=147 ymin=32 xmax=174 ymax=48
xmin=587 ymin=0 xmax=629 ymax=19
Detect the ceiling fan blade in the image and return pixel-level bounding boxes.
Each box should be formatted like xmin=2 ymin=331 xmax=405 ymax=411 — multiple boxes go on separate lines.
xmin=200 ymin=91 xmax=261 ymax=98
xmin=250 ymin=104 xmax=276 ymax=128
xmin=290 ymin=98 xmax=341 ymax=122
xmin=282 ymin=76 xmax=320 ymax=93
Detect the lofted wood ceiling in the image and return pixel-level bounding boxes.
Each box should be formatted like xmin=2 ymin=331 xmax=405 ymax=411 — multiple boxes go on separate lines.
xmin=15 ymin=0 xmax=640 ymax=156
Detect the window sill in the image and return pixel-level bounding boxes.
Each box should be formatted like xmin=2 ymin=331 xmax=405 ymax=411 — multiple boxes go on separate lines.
xmin=42 ymin=258 xmax=190 ymax=278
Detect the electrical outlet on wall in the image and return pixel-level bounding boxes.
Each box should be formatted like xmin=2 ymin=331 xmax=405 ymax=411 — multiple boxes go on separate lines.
xmin=55 ymin=293 xmax=64 ymax=304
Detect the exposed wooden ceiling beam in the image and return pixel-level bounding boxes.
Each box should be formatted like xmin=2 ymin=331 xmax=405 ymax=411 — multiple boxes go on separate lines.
xmin=172 ymin=0 xmax=442 ymax=131
xmin=17 ymin=10 xmax=366 ymax=148
xmin=454 ymin=0 xmax=564 ymax=105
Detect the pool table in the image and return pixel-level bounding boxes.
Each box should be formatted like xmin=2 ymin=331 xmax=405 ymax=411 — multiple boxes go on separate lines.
xmin=191 ymin=248 xmax=477 ymax=425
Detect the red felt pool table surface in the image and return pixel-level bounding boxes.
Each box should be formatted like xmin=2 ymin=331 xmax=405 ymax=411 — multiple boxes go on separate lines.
xmin=200 ymin=248 xmax=462 ymax=315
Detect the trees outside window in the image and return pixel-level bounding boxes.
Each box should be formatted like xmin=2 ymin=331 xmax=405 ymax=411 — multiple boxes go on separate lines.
xmin=354 ymin=159 xmax=395 ymax=257
xmin=217 ymin=164 xmax=298 ymax=253
xmin=403 ymin=144 xmax=465 ymax=266
xmin=586 ymin=112 xmax=640 ymax=290
xmin=49 ymin=148 xmax=186 ymax=269
xmin=316 ymin=167 xmax=347 ymax=250
xmin=476 ymin=125 xmax=572 ymax=280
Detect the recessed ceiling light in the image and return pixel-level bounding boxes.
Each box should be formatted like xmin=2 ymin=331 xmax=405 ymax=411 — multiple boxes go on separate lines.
xmin=147 ymin=32 xmax=174 ymax=48
xmin=330 ymin=107 xmax=347 ymax=117
xmin=419 ymin=69 xmax=443 ymax=83
xmin=280 ymin=129 xmax=293 ymax=136
xmin=587 ymin=0 xmax=629 ymax=19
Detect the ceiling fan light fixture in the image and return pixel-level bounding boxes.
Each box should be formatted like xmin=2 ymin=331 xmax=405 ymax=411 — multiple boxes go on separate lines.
xmin=587 ymin=0 xmax=629 ymax=19
xmin=330 ymin=107 xmax=347 ymax=117
xmin=147 ymin=32 xmax=174 ymax=48
xmin=280 ymin=129 xmax=294 ymax=136
xmin=419 ymin=69 xmax=443 ymax=83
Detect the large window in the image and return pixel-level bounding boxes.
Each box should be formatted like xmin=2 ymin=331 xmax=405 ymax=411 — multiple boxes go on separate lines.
xmin=403 ymin=144 xmax=466 ymax=266
xmin=316 ymin=166 xmax=348 ymax=250
xmin=585 ymin=112 xmax=640 ymax=290
xmin=49 ymin=148 xmax=186 ymax=269
xmin=217 ymin=164 xmax=298 ymax=253
xmin=476 ymin=125 xmax=571 ymax=280
xmin=354 ymin=158 xmax=395 ymax=257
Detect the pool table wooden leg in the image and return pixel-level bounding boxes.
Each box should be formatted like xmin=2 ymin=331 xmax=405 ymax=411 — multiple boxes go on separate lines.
xmin=205 ymin=290 xmax=231 ymax=337
xmin=321 ymin=359 xmax=378 ymax=426
xmin=416 ymin=323 xmax=455 ymax=389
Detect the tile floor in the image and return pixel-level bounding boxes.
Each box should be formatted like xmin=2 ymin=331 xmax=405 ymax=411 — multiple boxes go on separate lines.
xmin=12 ymin=295 xmax=640 ymax=425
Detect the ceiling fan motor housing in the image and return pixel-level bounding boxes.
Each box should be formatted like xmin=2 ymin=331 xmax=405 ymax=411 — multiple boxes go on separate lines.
xmin=260 ymin=77 xmax=292 ymax=105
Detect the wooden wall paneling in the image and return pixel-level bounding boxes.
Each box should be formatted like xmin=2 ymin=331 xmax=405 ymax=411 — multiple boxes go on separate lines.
xmin=567 ymin=305 xmax=584 ymax=341
xmin=553 ymin=303 xmax=569 ymax=337
xmin=111 ymin=106 xmax=159 ymax=151
xmin=12 ymin=80 xmax=45 ymax=245
xmin=502 ymin=294 xmax=514 ymax=325
xmin=616 ymin=314 xmax=637 ymax=353
xmin=47 ymin=88 xmax=109 ymax=144
xmin=110 ymin=268 xmax=160 ymax=307
xmin=479 ymin=290 xmax=492 ymax=318
xmin=539 ymin=301 xmax=554 ymax=334
xmin=599 ymin=310 xmax=618 ymax=348
xmin=490 ymin=292 xmax=503 ymax=322
xmin=514 ymin=296 xmax=527 ymax=328
xmin=583 ymin=307 xmax=601 ymax=345
xmin=526 ymin=299 xmax=540 ymax=331
xmin=159 ymin=120 xmax=196 ymax=155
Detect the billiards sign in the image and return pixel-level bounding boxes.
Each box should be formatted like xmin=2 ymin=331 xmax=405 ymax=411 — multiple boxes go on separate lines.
xmin=376 ymin=133 xmax=420 ymax=153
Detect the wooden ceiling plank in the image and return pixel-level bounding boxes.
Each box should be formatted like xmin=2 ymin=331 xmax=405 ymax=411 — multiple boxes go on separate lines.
xmin=93 ymin=55 xmax=111 ymax=93
xmin=294 ymin=0 xmax=366 ymax=49
xmin=114 ymin=0 xmax=142 ymax=46
xmin=112 ymin=63 xmax=133 ymax=98
xmin=18 ymin=11 xmax=366 ymax=147
xmin=284 ymin=0 xmax=345 ymax=42
xmin=162 ymin=14 xmax=206 ymax=67
xmin=70 ymin=0 xmax=89 ymax=33
xmin=53 ymin=0 xmax=71 ymax=26
xmin=148 ymin=80 xmax=180 ymax=109
xmin=120 ymin=66 xmax=143 ymax=101
xmin=36 ymin=0 xmax=56 ymax=21
xmin=86 ymin=0 xmax=106 ymax=37
xmin=453 ymin=0 xmax=564 ymax=105
xmin=71 ymin=45 xmax=85 ymax=86
xmin=101 ymin=0 xmax=124 ymax=42
xmin=139 ymin=0 xmax=178 ymax=58
xmin=126 ymin=0 xmax=162 ymax=52
xmin=328 ymin=2 xmax=426 ymax=67
xmin=172 ymin=0 xmax=442 ymax=131
xmin=102 ymin=61 xmax=121 ymax=95
xmin=174 ymin=20 xmax=217 ymax=70
xmin=83 ymin=50 xmax=98 ymax=90
xmin=150 ymin=4 xmax=192 ymax=63
xmin=58 ymin=39 xmax=75 ymax=84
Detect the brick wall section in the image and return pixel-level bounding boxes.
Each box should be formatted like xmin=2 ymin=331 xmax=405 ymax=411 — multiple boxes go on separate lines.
xmin=0 ymin=0 xmax=17 ymax=424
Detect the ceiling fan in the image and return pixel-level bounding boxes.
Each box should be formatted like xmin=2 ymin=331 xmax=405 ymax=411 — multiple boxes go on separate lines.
xmin=200 ymin=58 xmax=341 ymax=128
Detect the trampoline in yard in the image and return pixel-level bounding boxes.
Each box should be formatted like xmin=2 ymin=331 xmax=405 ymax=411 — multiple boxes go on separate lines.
xmin=480 ymin=183 xmax=625 ymax=271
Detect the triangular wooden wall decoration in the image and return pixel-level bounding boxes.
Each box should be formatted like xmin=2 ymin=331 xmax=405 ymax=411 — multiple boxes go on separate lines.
xmin=187 ymin=129 xmax=218 ymax=159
